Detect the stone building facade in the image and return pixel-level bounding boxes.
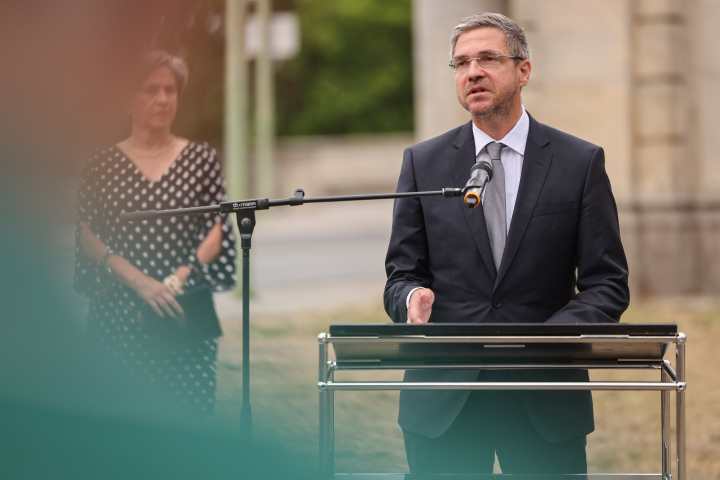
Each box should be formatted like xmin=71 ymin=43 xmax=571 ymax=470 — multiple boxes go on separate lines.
xmin=412 ymin=0 xmax=720 ymax=296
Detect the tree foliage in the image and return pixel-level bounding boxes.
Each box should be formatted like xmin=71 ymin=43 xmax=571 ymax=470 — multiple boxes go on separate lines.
xmin=275 ymin=0 xmax=413 ymax=136
xmin=153 ymin=0 xmax=414 ymax=142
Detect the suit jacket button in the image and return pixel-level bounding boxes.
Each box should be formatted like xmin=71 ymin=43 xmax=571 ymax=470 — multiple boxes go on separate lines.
xmin=493 ymin=298 xmax=502 ymax=308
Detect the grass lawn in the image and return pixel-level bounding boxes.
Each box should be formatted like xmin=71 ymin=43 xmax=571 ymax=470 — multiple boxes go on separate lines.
xmin=215 ymin=297 xmax=720 ymax=478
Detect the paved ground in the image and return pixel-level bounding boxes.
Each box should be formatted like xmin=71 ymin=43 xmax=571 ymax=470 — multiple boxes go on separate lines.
xmin=215 ymin=200 xmax=394 ymax=320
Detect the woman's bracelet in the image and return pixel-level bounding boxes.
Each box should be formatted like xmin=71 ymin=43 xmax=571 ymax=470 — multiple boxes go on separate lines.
xmin=163 ymin=274 xmax=185 ymax=295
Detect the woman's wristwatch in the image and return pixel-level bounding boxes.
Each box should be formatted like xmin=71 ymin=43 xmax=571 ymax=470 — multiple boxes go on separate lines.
xmin=189 ymin=256 xmax=203 ymax=273
xmin=187 ymin=257 xmax=204 ymax=281
xmin=99 ymin=249 xmax=115 ymax=276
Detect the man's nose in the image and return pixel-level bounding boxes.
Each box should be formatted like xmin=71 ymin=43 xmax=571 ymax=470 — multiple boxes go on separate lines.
xmin=467 ymin=59 xmax=486 ymax=80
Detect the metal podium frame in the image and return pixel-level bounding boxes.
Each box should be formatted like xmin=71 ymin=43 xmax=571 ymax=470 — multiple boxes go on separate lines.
xmin=317 ymin=324 xmax=686 ymax=480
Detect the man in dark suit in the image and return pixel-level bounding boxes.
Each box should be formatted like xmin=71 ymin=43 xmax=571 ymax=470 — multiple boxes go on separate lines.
xmin=384 ymin=13 xmax=630 ymax=475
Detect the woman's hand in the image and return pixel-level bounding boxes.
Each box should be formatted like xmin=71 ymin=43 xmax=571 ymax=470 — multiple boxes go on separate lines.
xmin=131 ymin=274 xmax=184 ymax=318
xmin=81 ymin=223 xmax=185 ymax=318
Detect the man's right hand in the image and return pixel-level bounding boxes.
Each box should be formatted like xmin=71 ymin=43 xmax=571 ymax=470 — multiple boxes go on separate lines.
xmin=407 ymin=288 xmax=435 ymax=323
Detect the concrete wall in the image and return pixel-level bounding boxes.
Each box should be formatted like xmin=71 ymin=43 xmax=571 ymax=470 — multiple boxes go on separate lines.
xmin=274 ymin=133 xmax=411 ymax=197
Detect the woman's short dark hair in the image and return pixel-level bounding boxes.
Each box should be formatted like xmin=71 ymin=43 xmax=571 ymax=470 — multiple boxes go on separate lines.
xmin=138 ymin=50 xmax=189 ymax=95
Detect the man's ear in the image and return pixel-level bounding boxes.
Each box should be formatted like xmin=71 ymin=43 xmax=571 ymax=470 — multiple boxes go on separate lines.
xmin=518 ymin=59 xmax=531 ymax=88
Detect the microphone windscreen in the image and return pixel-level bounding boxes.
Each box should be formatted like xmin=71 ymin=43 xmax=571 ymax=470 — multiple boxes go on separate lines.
xmin=472 ymin=160 xmax=493 ymax=181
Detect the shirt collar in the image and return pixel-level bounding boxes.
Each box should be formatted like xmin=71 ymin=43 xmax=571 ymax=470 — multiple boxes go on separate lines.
xmin=472 ymin=106 xmax=529 ymax=157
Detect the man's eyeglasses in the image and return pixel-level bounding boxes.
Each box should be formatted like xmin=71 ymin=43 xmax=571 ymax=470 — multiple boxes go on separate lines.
xmin=449 ymin=54 xmax=523 ymax=72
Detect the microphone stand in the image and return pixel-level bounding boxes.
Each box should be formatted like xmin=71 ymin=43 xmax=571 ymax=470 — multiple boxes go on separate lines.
xmin=120 ymin=187 xmax=463 ymax=438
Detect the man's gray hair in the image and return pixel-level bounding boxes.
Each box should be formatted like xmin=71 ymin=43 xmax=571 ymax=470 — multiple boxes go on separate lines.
xmin=450 ymin=13 xmax=531 ymax=62
xmin=139 ymin=50 xmax=189 ymax=95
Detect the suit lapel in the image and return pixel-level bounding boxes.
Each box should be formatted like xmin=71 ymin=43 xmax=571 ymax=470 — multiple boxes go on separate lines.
xmin=495 ymin=115 xmax=551 ymax=287
xmin=448 ymin=122 xmax=497 ymax=281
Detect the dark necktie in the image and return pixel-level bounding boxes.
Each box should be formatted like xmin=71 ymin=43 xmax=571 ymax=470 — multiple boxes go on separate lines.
xmin=483 ymin=142 xmax=506 ymax=271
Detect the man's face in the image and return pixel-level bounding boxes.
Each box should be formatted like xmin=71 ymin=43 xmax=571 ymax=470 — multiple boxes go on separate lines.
xmin=453 ymin=28 xmax=530 ymax=122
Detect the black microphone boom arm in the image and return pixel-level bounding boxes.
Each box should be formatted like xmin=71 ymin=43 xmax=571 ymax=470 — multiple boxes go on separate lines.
xmin=119 ymin=187 xmax=463 ymax=221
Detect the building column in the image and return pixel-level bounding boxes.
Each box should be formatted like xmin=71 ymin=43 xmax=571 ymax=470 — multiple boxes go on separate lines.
xmin=691 ymin=0 xmax=720 ymax=293
xmin=412 ymin=0 xmax=507 ymax=142
xmin=630 ymin=0 xmax=698 ymax=295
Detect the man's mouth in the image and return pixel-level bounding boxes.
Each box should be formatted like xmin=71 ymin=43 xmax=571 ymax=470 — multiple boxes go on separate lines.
xmin=468 ymin=85 xmax=490 ymax=96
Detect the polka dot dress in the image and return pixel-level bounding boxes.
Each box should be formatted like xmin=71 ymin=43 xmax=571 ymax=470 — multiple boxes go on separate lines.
xmin=74 ymin=141 xmax=236 ymax=415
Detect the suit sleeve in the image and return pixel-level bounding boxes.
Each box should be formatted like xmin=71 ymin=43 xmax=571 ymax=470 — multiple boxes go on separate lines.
xmin=546 ymin=147 xmax=630 ymax=324
xmin=383 ymin=148 xmax=433 ymax=323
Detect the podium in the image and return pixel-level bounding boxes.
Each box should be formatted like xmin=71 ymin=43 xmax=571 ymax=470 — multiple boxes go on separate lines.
xmin=317 ymin=323 xmax=686 ymax=480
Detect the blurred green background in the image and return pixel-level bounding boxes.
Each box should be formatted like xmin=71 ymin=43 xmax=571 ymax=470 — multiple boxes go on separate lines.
xmin=166 ymin=0 xmax=413 ymax=146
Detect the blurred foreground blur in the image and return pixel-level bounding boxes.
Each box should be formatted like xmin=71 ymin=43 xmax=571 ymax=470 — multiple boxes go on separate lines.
xmin=0 ymin=3 xmax=313 ymax=478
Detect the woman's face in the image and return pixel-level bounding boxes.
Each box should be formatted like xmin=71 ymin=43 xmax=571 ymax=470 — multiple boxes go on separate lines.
xmin=128 ymin=65 xmax=179 ymax=131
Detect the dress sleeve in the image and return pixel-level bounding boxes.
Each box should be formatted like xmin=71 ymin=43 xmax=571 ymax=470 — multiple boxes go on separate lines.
xmin=73 ymin=154 xmax=107 ymax=298
xmin=185 ymin=145 xmax=237 ymax=292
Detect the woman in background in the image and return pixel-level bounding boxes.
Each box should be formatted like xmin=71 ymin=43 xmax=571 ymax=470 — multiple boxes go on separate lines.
xmin=75 ymin=50 xmax=236 ymax=415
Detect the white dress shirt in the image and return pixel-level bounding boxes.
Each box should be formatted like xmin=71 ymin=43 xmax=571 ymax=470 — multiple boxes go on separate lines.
xmin=471 ymin=106 xmax=529 ymax=233
xmin=406 ymin=107 xmax=530 ymax=309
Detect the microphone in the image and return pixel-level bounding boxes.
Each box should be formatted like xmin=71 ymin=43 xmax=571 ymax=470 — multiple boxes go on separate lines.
xmin=463 ymin=161 xmax=493 ymax=208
